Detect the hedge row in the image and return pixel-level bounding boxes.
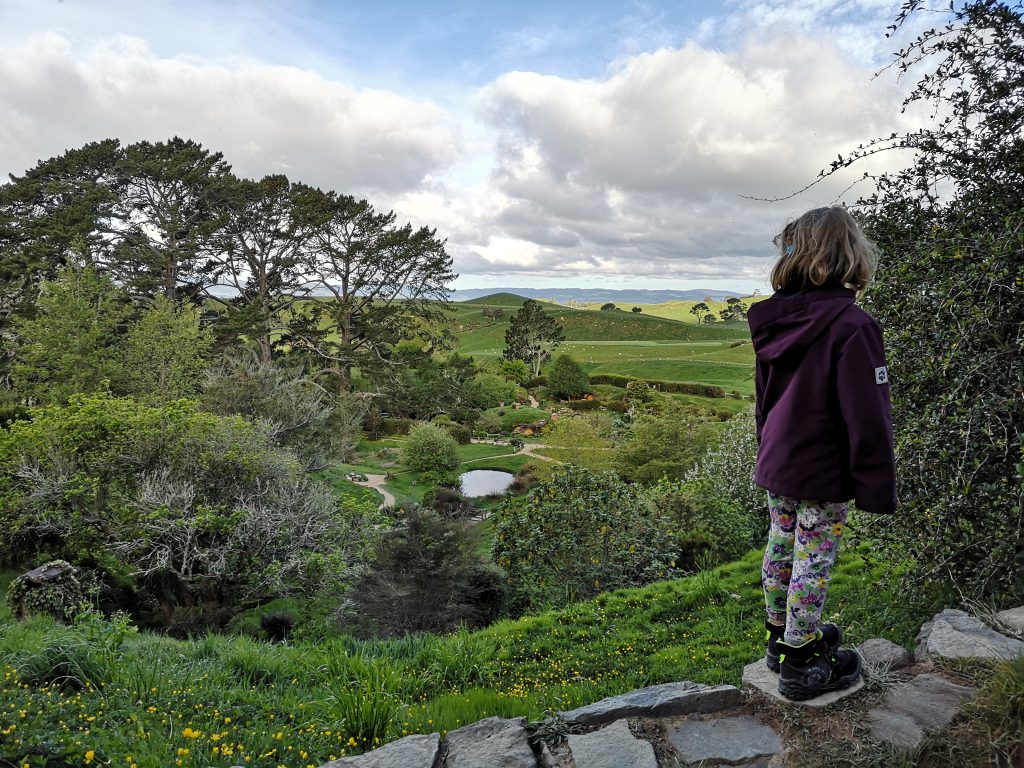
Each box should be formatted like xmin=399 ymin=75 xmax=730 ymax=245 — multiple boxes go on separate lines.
xmin=587 ymin=373 xmax=725 ymax=398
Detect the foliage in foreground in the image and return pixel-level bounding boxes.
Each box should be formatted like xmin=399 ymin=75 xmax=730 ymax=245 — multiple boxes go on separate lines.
xmin=842 ymin=1 xmax=1024 ymax=601
xmin=0 ymin=393 xmax=383 ymax=631
xmin=493 ymin=465 xmax=677 ymax=612
xmin=0 ymin=546 xmax=943 ymax=768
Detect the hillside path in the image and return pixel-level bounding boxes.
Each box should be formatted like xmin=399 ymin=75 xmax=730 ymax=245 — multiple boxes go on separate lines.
xmin=353 ymin=474 xmax=396 ymax=509
xmin=467 ymin=439 xmax=554 ymax=462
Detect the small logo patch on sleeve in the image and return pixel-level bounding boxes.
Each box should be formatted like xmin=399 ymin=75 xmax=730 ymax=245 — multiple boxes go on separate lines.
xmin=875 ymin=366 xmax=889 ymax=385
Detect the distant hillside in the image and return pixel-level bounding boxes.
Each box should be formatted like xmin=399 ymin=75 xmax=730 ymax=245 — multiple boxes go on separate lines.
xmin=453 ymin=287 xmax=747 ymax=304
xmin=450 ymin=299 xmax=744 ymax=356
xmin=460 ymin=292 xmax=530 ymax=307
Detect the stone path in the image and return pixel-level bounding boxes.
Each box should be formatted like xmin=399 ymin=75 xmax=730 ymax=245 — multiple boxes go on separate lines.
xmin=315 ymin=606 xmax=1023 ymax=768
xmin=351 ymin=474 xmax=396 ymax=509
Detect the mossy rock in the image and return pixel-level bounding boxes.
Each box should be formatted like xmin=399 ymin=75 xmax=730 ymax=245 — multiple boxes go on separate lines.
xmin=6 ymin=560 xmax=87 ymax=622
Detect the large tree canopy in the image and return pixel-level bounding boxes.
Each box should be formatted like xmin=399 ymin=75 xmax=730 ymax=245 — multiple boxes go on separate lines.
xmin=290 ymin=189 xmax=456 ymax=390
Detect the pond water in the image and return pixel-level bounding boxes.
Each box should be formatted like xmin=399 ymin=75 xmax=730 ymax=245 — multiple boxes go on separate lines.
xmin=459 ymin=469 xmax=515 ymax=498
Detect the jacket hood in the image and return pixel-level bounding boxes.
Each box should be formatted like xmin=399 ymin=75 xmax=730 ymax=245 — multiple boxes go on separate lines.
xmin=748 ymin=288 xmax=857 ymax=363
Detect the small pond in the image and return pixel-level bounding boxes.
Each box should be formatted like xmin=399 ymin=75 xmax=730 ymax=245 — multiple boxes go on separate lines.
xmin=459 ymin=469 xmax=515 ymax=498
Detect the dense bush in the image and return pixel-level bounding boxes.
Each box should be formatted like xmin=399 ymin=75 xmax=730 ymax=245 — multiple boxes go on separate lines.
xmin=440 ymin=421 xmax=473 ymax=444
xmin=0 ymin=393 xmax=383 ymax=631
xmin=464 ymin=372 xmax=519 ymax=410
xmin=684 ymin=409 xmax=763 ymax=527
xmin=616 ymin=401 xmax=719 ymax=484
xmin=381 ymin=417 xmax=414 ymax=435
xmin=203 ymin=351 xmax=366 ymax=470
xmin=845 ymin=1 xmax=1024 ymax=600
xmin=351 ymin=507 xmax=503 ymax=635
xmin=545 ymin=354 xmax=590 ymax=400
xmin=402 ymin=422 xmax=460 ymax=487
xmin=651 ymin=479 xmax=759 ymax=565
xmin=493 ymin=465 xmax=676 ymax=611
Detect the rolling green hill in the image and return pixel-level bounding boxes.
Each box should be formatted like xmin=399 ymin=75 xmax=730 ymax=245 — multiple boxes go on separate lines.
xmin=450 ymin=296 xmax=755 ymax=392
xmin=584 ymin=295 xmax=769 ymax=324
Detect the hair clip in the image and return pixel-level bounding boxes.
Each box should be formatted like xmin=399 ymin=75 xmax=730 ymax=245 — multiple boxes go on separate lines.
xmin=785 ymin=244 xmax=794 ymax=255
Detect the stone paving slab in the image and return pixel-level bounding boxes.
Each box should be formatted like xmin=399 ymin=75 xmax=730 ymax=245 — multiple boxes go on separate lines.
xmin=667 ymin=714 xmax=782 ymax=766
xmin=321 ymin=733 xmax=440 ymax=767
xmin=915 ymin=609 xmax=1024 ymax=662
xmin=440 ymin=717 xmax=536 ymax=768
xmin=867 ymin=672 xmax=976 ymax=749
xmin=995 ymin=605 xmax=1024 ymax=636
xmin=561 ymin=681 xmax=741 ymax=727
xmin=742 ymin=657 xmax=864 ymax=708
xmin=567 ymin=719 xmax=657 ymax=768
xmin=856 ymin=637 xmax=913 ymax=671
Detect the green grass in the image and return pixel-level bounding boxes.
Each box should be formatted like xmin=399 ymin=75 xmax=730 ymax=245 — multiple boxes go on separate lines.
xmin=0 ymin=547 xmax=943 ymax=768
xmin=450 ymin=300 xmax=744 ymax=359
xmin=583 ymin=296 xmax=768 ymax=324
xmin=315 ymin=467 xmax=384 ymax=507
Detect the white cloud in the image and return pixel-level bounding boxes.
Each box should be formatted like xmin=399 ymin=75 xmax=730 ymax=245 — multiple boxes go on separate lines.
xmin=0 ymin=33 xmax=463 ymax=195
xmin=436 ymin=27 xmax=918 ymax=285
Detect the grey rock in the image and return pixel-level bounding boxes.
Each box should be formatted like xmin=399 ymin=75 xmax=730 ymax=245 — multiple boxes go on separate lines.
xmin=866 ymin=710 xmax=924 ymax=750
xmin=995 ymin=605 xmax=1024 ymax=636
xmin=742 ymin=657 xmax=864 ymax=708
xmin=440 ymin=716 xmax=535 ymax=768
xmin=567 ymin=719 xmax=657 ymax=768
xmin=320 ymin=733 xmax=439 ymax=768
xmin=667 ymin=715 xmax=782 ymax=765
xmin=867 ymin=672 xmax=976 ymax=749
xmin=560 ymin=681 xmax=740 ymax=727
xmin=537 ymin=741 xmax=556 ymax=768
xmin=915 ymin=609 xmax=1024 ymax=662
xmin=857 ymin=638 xmax=913 ymax=671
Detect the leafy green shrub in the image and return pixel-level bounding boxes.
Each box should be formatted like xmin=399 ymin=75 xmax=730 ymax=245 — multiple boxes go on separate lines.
xmin=422 ymin=487 xmax=475 ymax=518
xmin=493 ymin=465 xmax=676 ymax=612
xmin=464 ymin=372 xmax=519 ymax=410
xmin=839 ymin=1 xmax=1024 ymax=601
xmin=0 ymin=393 xmax=382 ymax=631
xmin=441 ymin=421 xmax=473 ymax=445
xmin=651 ymin=479 xmax=759 ymax=564
xmin=566 ymin=399 xmax=603 ymax=411
xmin=402 ymin=422 xmax=459 ymax=487
xmin=616 ymin=401 xmax=718 ymax=484
xmin=382 ymin=417 xmax=414 ymax=435
xmin=6 ymin=561 xmax=87 ymax=622
xmin=684 ymin=408 xmax=763 ymax=528
xmin=546 ymin=354 xmax=590 ymax=400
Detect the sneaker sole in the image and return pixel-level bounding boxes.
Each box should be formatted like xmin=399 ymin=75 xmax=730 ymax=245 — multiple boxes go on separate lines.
xmin=778 ymin=653 xmax=862 ymax=701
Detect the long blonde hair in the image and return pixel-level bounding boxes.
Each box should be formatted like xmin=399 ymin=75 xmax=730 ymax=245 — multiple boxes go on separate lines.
xmin=771 ymin=206 xmax=878 ymax=295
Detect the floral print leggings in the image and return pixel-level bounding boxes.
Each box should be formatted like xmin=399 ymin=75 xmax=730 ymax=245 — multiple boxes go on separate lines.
xmin=762 ymin=493 xmax=848 ymax=645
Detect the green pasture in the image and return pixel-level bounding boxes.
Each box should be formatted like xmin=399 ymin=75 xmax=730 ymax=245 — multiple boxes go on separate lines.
xmin=583 ymin=295 xmax=769 ymax=324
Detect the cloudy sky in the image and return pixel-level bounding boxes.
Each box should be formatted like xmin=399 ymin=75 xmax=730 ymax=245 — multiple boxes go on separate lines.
xmin=0 ymin=0 xmax=930 ymax=293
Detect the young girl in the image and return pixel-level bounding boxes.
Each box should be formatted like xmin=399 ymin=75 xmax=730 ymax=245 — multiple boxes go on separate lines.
xmin=748 ymin=206 xmax=897 ymax=701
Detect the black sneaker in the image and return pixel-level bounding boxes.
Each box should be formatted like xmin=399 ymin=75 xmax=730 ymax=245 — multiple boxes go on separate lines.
xmin=777 ymin=636 xmax=862 ymax=701
xmin=765 ymin=621 xmax=842 ymax=673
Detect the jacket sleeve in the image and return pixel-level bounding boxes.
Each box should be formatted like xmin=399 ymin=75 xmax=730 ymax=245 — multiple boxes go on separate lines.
xmin=836 ymin=321 xmax=897 ymax=514
xmin=754 ymin=360 xmax=766 ymax=445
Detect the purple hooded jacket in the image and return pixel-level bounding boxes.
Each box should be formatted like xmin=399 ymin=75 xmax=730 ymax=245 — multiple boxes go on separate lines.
xmin=748 ymin=286 xmax=897 ymax=515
